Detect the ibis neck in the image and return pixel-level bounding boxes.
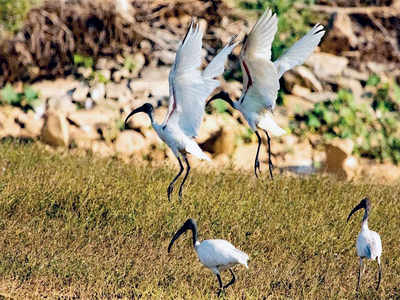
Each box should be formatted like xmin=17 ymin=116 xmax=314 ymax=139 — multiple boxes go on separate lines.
xmin=190 ymin=225 xmax=198 ymax=248
xmin=146 ymin=111 xmax=154 ymax=125
xmin=361 ymin=208 xmax=369 ymax=230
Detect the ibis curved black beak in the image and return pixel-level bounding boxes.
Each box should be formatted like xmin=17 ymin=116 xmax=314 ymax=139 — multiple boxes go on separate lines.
xmin=124 ymin=103 xmax=154 ymax=129
xmin=124 ymin=107 xmax=144 ymax=129
xmin=168 ymin=218 xmax=197 ymax=253
xmin=347 ymin=198 xmax=369 ymax=222
xmin=206 ymin=91 xmax=234 ymax=108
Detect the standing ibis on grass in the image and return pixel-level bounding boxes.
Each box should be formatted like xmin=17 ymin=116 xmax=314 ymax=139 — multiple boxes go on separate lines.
xmin=207 ymin=9 xmax=325 ymax=178
xmin=347 ymin=197 xmax=382 ymax=292
xmin=168 ymin=219 xmax=249 ymax=296
xmin=125 ymin=21 xmax=237 ymax=201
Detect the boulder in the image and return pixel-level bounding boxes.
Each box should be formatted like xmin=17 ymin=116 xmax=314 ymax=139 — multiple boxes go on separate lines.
xmin=115 ymin=131 xmax=147 ymax=156
xmin=305 ymin=52 xmax=349 ymax=80
xmin=233 ymin=144 xmax=266 ymax=171
xmin=90 ymin=83 xmax=106 ymax=102
xmin=48 ymin=96 xmax=76 ymax=113
xmin=0 ymin=110 xmax=21 ymax=137
xmin=31 ymin=78 xmax=79 ymax=99
xmin=72 ymin=84 xmax=89 ymax=102
xmin=40 ymin=112 xmax=70 ymax=147
xmin=16 ymin=111 xmax=44 ymax=136
xmin=91 ymin=141 xmax=114 ymax=157
xmin=105 ymin=82 xmax=132 ymax=101
xmin=324 ymin=138 xmax=357 ymax=179
xmin=68 ymin=108 xmax=117 ymax=128
xmin=292 ymin=66 xmax=323 ymax=92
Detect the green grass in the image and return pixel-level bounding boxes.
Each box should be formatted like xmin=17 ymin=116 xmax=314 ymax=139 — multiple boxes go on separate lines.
xmin=0 ymin=140 xmax=399 ymax=299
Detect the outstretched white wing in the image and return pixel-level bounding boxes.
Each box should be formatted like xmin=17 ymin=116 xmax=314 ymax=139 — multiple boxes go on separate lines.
xmin=274 ymin=24 xmax=325 ymax=78
xmin=164 ymin=22 xmax=236 ymax=137
xmin=239 ymin=9 xmax=280 ymax=113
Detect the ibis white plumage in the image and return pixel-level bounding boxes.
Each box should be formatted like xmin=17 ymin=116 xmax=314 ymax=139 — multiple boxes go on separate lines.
xmin=125 ymin=21 xmax=237 ymax=201
xmin=207 ymin=9 xmax=325 ymax=178
xmin=347 ymin=197 xmax=382 ymax=291
xmin=168 ymin=219 xmax=249 ymax=296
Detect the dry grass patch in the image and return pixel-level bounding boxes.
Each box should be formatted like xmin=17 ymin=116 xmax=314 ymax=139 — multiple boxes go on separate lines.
xmin=0 ymin=140 xmax=399 ymax=299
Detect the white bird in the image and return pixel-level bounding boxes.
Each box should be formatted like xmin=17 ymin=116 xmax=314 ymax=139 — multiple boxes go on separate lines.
xmin=347 ymin=197 xmax=382 ymax=291
xmin=207 ymin=9 xmax=325 ymax=178
xmin=125 ymin=21 xmax=237 ymax=201
xmin=168 ymin=218 xmax=249 ymax=296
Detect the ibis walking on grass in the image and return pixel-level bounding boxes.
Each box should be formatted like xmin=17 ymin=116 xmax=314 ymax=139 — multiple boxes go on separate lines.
xmin=347 ymin=197 xmax=382 ymax=292
xmin=207 ymin=9 xmax=325 ymax=178
xmin=168 ymin=219 xmax=249 ymax=296
xmin=125 ymin=21 xmax=237 ymax=201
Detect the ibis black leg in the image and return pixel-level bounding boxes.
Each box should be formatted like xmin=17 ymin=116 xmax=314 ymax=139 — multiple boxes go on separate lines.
xmin=357 ymin=258 xmax=363 ymax=292
xmin=167 ymin=156 xmax=184 ymax=201
xmin=376 ymin=258 xmax=382 ymax=291
xmin=178 ymin=155 xmax=190 ymax=202
xmin=263 ymin=130 xmax=274 ymax=179
xmin=254 ymin=131 xmax=262 ymax=178
xmin=223 ymin=269 xmax=236 ymax=289
xmin=216 ymin=274 xmax=223 ymax=296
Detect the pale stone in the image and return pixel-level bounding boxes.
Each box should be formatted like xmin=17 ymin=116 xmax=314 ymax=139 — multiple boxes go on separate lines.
xmin=305 ymin=52 xmax=349 ymax=79
xmin=115 ymin=131 xmax=147 ymax=156
xmin=40 ymin=112 xmax=70 ymax=147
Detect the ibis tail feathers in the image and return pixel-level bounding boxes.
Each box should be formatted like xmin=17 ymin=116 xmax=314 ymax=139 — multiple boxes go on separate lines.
xmin=258 ymin=114 xmax=286 ymax=137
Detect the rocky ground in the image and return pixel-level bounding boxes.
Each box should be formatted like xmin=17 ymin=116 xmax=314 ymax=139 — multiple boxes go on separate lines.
xmin=0 ymin=0 xmax=399 ymax=183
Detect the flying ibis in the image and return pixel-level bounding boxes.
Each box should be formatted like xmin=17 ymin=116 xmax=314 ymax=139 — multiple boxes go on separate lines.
xmin=207 ymin=9 xmax=325 ymax=178
xmin=125 ymin=21 xmax=237 ymax=201
xmin=347 ymin=197 xmax=382 ymax=291
xmin=168 ymin=218 xmax=249 ymax=296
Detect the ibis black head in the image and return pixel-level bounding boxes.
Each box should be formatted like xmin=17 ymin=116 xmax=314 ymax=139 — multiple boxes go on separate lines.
xmin=124 ymin=103 xmax=154 ymax=128
xmin=168 ymin=218 xmax=198 ymax=253
xmin=347 ymin=197 xmax=370 ymax=223
xmin=206 ymin=91 xmax=235 ymax=109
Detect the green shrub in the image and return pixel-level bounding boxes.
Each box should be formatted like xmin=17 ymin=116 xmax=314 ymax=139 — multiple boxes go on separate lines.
xmin=0 ymin=0 xmax=41 ymax=33
xmin=0 ymin=83 xmax=39 ymax=110
xmin=290 ymin=80 xmax=400 ymax=164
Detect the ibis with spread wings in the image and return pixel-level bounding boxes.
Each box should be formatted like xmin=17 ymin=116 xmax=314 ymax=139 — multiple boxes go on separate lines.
xmin=208 ymin=9 xmax=325 ymax=178
xmin=125 ymin=21 xmax=237 ymax=201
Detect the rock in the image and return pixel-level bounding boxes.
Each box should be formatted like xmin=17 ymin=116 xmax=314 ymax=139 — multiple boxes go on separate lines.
xmin=336 ymin=77 xmax=363 ymax=101
xmin=98 ymin=69 xmax=111 ymax=81
xmin=41 ymin=112 xmax=70 ymax=147
xmin=305 ymin=53 xmax=349 ymax=80
xmin=90 ymin=83 xmax=106 ymax=102
xmin=213 ymin=128 xmax=236 ymax=156
xmin=105 ymin=82 xmax=132 ymax=101
xmin=130 ymin=79 xmax=169 ymax=98
xmin=324 ymin=138 xmax=356 ymax=178
xmin=91 ymin=141 xmax=114 ymax=157
xmin=0 ymin=110 xmax=21 ymax=137
xmin=68 ymin=108 xmax=117 ymax=128
xmin=77 ymin=67 xmax=93 ymax=79
xmin=282 ymin=142 xmax=313 ymax=169
xmin=96 ymin=57 xmax=118 ymax=70
xmin=292 ymin=85 xmax=311 ymax=99
xmin=197 ymin=114 xmax=221 ymax=143
xmin=69 ymin=126 xmax=94 ymax=150
xmin=360 ymin=162 xmax=400 ymax=183
xmin=48 ymin=96 xmax=76 ymax=113
xmin=113 ymin=68 xmax=131 ymax=82
xmin=131 ymin=53 xmax=146 ymax=76
xmin=72 ymin=84 xmax=89 ymax=102
xmin=320 ymin=13 xmax=357 ymax=54
xmin=292 ymin=66 xmax=323 ymax=92
xmin=283 ymin=95 xmax=314 ymax=115
xmin=16 ymin=111 xmax=44 ymax=136
xmin=233 ymin=144 xmax=266 ymax=170
xmin=154 ymin=50 xmax=175 ymax=65
xmin=31 ymin=78 xmax=80 ymax=99
xmin=115 ymin=131 xmax=147 ymax=156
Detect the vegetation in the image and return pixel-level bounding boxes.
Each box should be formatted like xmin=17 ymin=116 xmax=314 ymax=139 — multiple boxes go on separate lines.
xmin=0 ymin=0 xmax=41 ymax=33
xmin=0 ymin=140 xmax=399 ymax=298
xmin=0 ymin=84 xmax=39 ymax=111
xmin=290 ymin=77 xmax=400 ymax=164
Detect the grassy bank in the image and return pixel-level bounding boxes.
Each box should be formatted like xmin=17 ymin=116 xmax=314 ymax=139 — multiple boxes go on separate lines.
xmin=0 ymin=140 xmax=399 ymax=299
